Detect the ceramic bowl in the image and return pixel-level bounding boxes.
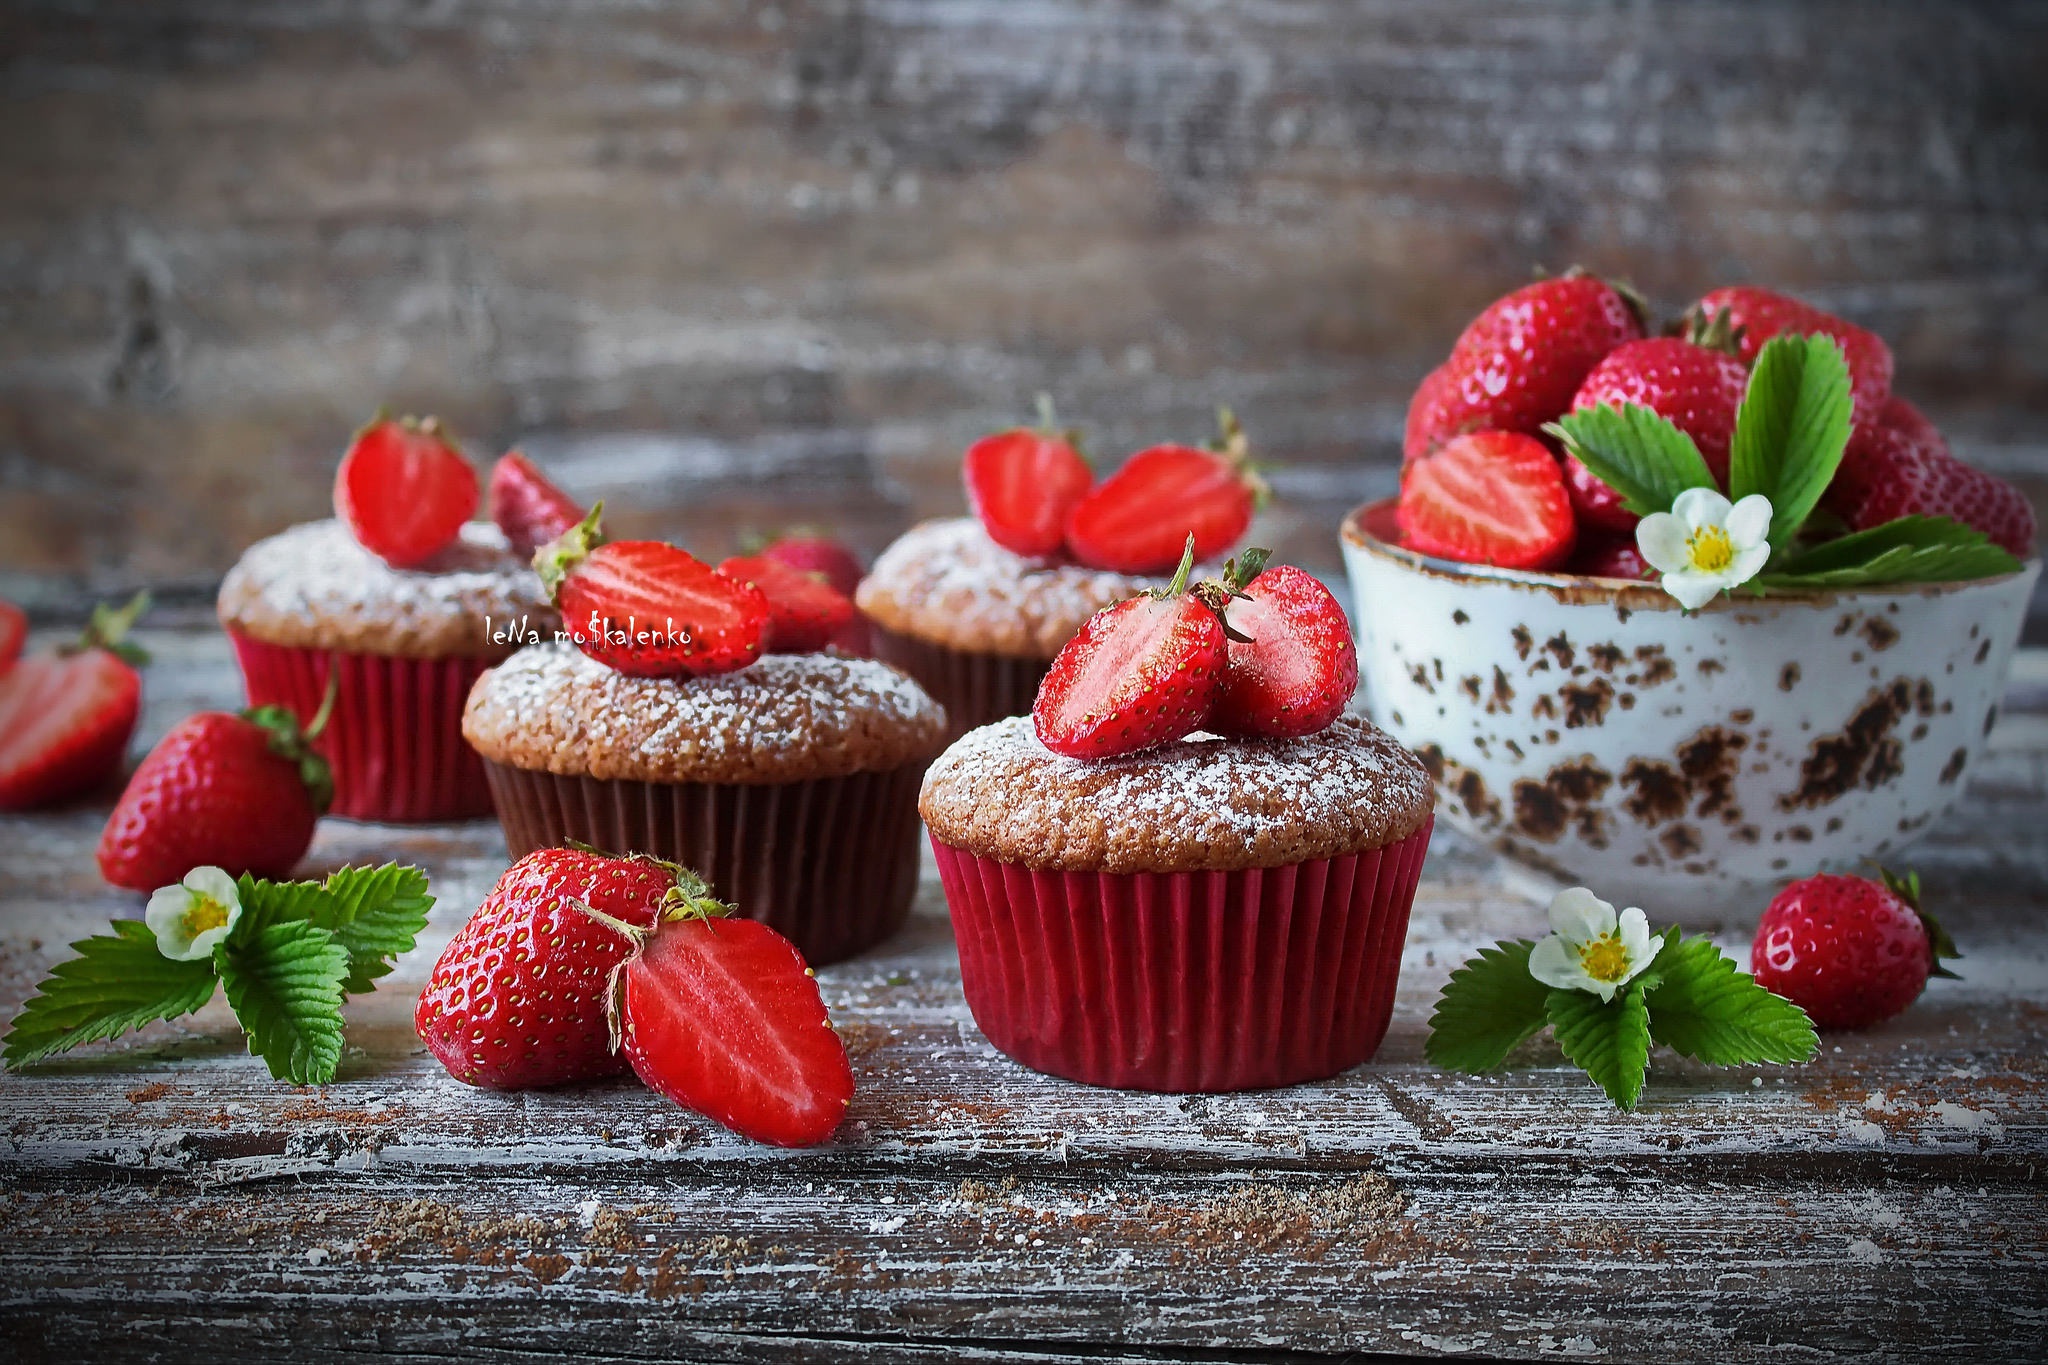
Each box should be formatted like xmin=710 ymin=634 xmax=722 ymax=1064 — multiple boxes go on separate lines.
xmin=1340 ymin=498 xmax=2040 ymax=915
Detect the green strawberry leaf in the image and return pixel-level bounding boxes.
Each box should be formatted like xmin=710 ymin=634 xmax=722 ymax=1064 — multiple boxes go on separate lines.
xmin=1544 ymin=403 xmax=1717 ymax=517
xmin=1729 ymin=333 xmax=1854 ymax=550
xmin=1755 ymin=515 xmax=2021 ymax=589
xmin=321 ymin=864 xmax=434 ymax=995
xmin=1644 ymin=932 xmax=1818 ymax=1066
xmin=216 ymin=920 xmax=350 ymax=1085
xmin=1 ymin=922 xmax=219 ymax=1069
xmin=1425 ymin=939 xmax=1553 ymax=1072
xmin=233 ymin=874 xmax=347 ymax=935
xmin=1545 ymin=976 xmax=1656 ymax=1112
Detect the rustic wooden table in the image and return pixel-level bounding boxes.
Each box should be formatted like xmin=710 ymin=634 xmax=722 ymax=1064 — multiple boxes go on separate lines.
xmin=3 ymin=626 xmax=2044 ymax=1364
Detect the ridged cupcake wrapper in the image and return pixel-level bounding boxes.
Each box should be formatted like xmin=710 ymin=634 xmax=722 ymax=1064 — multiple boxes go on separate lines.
xmin=228 ymin=631 xmax=496 ymax=823
xmin=869 ymin=625 xmax=1048 ymax=744
xmin=932 ymin=816 xmax=1433 ymax=1093
xmin=481 ymin=761 xmax=928 ymax=967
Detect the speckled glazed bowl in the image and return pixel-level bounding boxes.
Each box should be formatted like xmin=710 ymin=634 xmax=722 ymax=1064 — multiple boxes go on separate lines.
xmin=1341 ymin=498 xmax=2040 ymax=914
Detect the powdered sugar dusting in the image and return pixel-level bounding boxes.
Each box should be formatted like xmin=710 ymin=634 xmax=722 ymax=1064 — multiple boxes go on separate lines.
xmin=464 ymin=641 xmax=947 ymax=784
xmin=856 ymin=518 xmax=1194 ymax=658
xmin=920 ymin=714 xmax=1434 ymax=873
xmin=219 ymin=519 xmax=552 ymax=656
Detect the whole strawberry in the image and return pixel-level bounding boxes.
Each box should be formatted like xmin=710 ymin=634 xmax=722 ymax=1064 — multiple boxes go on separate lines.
xmin=1822 ymin=396 xmax=2037 ymax=558
xmin=488 ymin=450 xmax=586 ymax=557
xmin=334 ymin=414 xmax=480 ymax=568
xmin=1064 ymin=409 xmax=1265 ymax=575
xmin=96 ymin=701 xmax=334 ymax=891
xmin=0 ymin=593 xmax=149 ymax=812
xmin=758 ymin=533 xmax=865 ymax=598
xmin=1691 ymin=286 xmax=1893 ymax=435
xmin=1033 ymin=537 xmax=1227 ymax=759
xmin=1567 ymin=535 xmax=1654 ymax=581
xmin=1208 ymin=552 xmax=1358 ymax=739
xmin=1562 ymin=331 xmax=1751 ymax=535
xmin=538 ymin=506 xmax=771 ymax=678
xmin=1404 ymin=272 xmax=1645 ymax=461
xmin=1751 ymin=869 xmax=1958 ymax=1031
xmin=415 ymin=848 xmax=696 ymax=1089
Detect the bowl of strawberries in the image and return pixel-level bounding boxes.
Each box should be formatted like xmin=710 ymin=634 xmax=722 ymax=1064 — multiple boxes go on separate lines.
xmin=1342 ymin=274 xmax=2041 ymax=914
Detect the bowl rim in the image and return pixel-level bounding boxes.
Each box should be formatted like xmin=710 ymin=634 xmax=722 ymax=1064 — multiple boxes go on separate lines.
xmin=1340 ymin=497 xmax=2040 ymax=612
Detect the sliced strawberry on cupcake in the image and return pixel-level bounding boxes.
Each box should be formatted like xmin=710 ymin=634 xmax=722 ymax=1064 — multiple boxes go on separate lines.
xmin=1690 ymin=285 xmax=1893 ymax=435
xmin=537 ymin=506 xmax=770 ymax=678
xmin=717 ymin=553 xmax=857 ymax=653
xmin=488 ymin=450 xmax=587 ymax=558
xmin=0 ymin=593 xmax=149 ymax=812
xmin=1823 ymin=396 xmax=2036 ymax=558
xmin=1397 ymin=431 xmax=1577 ymax=571
xmin=0 ymin=598 xmax=25 ymax=673
xmin=1064 ymin=410 xmax=1265 ymax=575
xmin=334 ymin=414 xmax=480 ymax=568
xmin=964 ymin=397 xmax=1094 ymax=559
xmin=1206 ymin=551 xmax=1358 ymax=739
xmin=1032 ymin=537 xmax=1228 ymax=759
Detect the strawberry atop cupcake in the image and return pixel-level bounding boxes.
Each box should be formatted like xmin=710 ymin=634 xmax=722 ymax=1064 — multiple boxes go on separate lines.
xmin=919 ymin=539 xmax=1432 ymax=1092
xmin=1397 ymin=275 xmax=2036 ymax=584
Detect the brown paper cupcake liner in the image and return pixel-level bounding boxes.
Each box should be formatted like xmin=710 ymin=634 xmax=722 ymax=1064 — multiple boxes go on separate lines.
xmin=482 ymin=759 xmax=928 ymax=966
xmin=869 ymin=624 xmax=1048 ymax=743
xmin=931 ymin=816 xmax=1433 ymax=1092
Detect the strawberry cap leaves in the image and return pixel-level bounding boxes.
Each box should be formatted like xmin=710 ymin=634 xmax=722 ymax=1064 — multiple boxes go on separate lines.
xmin=66 ymin=590 xmax=151 ymax=667
xmin=534 ymin=501 xmax=609 ymax=599
xmin=241 ymin=671 xmax=338 ymax=815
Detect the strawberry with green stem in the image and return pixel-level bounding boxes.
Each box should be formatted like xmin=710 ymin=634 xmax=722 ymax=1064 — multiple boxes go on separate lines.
xmin=1750 ymin=868 xmax=1959 ymax=1031
xmin=0 ymin=592 xmax=150 ymax=811
xmin=1206 ymin=550 xmax=1359 ymax=739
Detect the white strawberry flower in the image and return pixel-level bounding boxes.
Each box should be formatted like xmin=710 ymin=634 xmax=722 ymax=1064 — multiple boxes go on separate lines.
xmin=145 ymin=866 xmax=243 ymax=962
xmin=1528 ymin=887 xmax=1662 ymax=1002
xmin=1635 ymin=487 xmax=1773 ymax=610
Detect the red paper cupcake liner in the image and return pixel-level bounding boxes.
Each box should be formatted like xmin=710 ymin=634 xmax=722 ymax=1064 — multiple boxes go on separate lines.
xmin=481 ymin=760 xmax=928 ymax=967
xmin=932 ymin=816 xmax=1433 ymax=1092
xmin=869 ymin=625 xmax=1048 ymax=743
xmin=228 ymin=631 xmax=497 ymax=823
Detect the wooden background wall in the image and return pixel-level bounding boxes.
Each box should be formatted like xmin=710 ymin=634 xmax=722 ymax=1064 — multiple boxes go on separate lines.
xmin=2 ymin=0 xmax=2044 ymax=628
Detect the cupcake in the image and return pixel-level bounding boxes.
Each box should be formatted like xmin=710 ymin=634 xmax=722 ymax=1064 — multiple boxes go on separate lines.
xmin=218 ymin=518 xmax=553 ymax=821
xmin=463 ymin=641 xmax=946 ymax=966
xmin=922 ymin=715 xmax=1433 ymax=1092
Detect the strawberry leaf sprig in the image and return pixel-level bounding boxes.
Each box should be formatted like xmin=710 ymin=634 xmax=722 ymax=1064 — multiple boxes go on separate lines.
xmin=1427 ymin=889 xmax=1817 ymax=1111
xmin=2 ymin=863 xmax=432 ymax=1085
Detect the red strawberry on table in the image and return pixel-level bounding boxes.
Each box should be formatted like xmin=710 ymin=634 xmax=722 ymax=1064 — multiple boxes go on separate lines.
xmin=1208 ymin=553 xmax=1358 ymax=739
xmin=537 ymin=506 xmax=770 ymax=678
xmin=1751 ymin=869 xmax=1958 ymax=1031
xmin=334 ymin=414 xmax=480 ymax=569
xmin=488 ymin=450 xmax=586 ymax=558
xmin=1691 ymin=286 xmax=1893 ymax=434
xmin=1822 ymin=396 xmax=2037 ymax=558
xmin=581 ymin=877 xmax=854 ymax=1148
xmin=1064 ymin=410 xmax=1265 ymax=575
xmin=0 ymin=598 xmax=24 ymax=673
xmin=964 ymin=397 xmax=1094 ymax=559
xmin=1033 ymin=537 xmax=1228 ymax=759
xmin=1562 ymin=332 xmax=1751 ymax=535
xmin=415 ymin=847 xmax=695 ymax=1089
xmin=0 ymin=593 xmax=149 ymax=812
xmin=716 ymin=554 xmax=857 ymax=654
xmin=1397 ymin=431 xmax=1577 ymax=571
xmin=1404 ymin=272 xmax=1645 ymax=461
xmin=96 ymin=698 xmax=334 ymax=891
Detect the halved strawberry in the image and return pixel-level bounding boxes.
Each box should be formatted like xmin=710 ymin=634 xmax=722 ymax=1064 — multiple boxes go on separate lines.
xmin=964 ymin=397 xmax=1094 ymax=558
xmin=0 ymin=598 xmax=24 ymax=673
xmin=1063 ymin=410 xmax=1265 ymax=575
xmin=717 ymin=554 xmax=856 ymax=654
xmin=1397 ymin=431 xmax=1576 ymax=571
xmin=1032 ymin=538 xmax=1227 ymax=759
xmin=334 ymin=414 xmax=480 ymax=568
xmin=0 ymin=593 xmax=149 ymax=811
xmin=538 ymin=507 xmax=770 ymax=678
xmin=583 ymin=878 xmax=854 ymax=1148
xmin=488 ymin=450 xmax=586 ymax=558
xmin=1208 ymin=553 xmax=1358 ymax=739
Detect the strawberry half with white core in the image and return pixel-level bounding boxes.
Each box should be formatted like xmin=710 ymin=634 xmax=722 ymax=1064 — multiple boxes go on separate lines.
xmin=488 ymin=450 xmax=587 ymax=557
xmin=1208 ymin=551 xmax=1359 ymax=739
xmin=1063 ymin=409 xmax=1266 ymax=575
xmin=1397 ymin=430 xmax=1577 ymax=571
xmin=964 ymin=395 xmax=1094 ymax=559
xmin=577 ymin=872 xmax=855 ymax=1148
xmin=334 ymin=414 xmax=480 ymax=568
xmin=1032 ymin=537 xmax=1229 ymax=759
xmin=537 ymin=505 xmax=771 ymax=678
xmin=716 ymin=554 xmax=856 ymax=653
xmin=0 ymin=593 xmax=149 ymax=812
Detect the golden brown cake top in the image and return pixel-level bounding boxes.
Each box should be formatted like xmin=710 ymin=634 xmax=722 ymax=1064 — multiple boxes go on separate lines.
xmin=463 ymin=641 xmax=948 ymax=785
xmin=218 ymin=519 xmax=554 ymax=659
xmin=919 ymin=714 xmax=1433 ymax=874
xmin=855 ymin=518 xmax=1181 ymax=660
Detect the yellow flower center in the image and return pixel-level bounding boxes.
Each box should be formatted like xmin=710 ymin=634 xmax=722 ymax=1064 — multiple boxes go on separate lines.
xmin=1686 ymin=524 xmax=1735 ymax=574
xmin=182 ymin=894 xmax=230 ymax=938
xmin=1578 ymin=932 xmax=1632 ymax=983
